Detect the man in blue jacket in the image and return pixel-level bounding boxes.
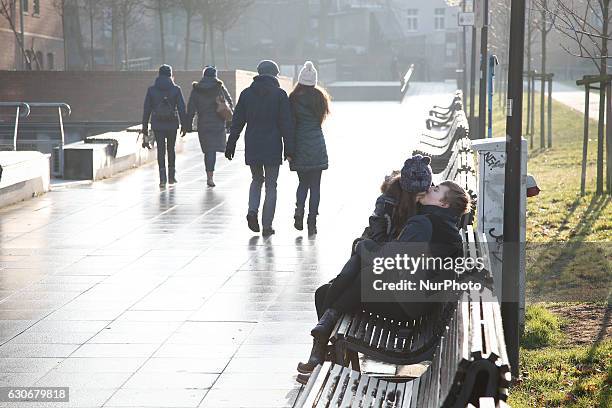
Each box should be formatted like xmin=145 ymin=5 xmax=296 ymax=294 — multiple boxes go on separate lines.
xmin=142 ymin=64 xmax=187 ymax=188
xmin=225 ymin=60 xmax=295 ymax=237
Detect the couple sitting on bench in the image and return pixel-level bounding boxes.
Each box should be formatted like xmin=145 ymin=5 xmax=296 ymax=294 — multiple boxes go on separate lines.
xmin=297 ymin=154 xmax=472 ymax=376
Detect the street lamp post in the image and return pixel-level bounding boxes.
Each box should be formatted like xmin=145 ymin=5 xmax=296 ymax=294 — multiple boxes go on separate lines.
xmin=502 ymin=0 xmax=526 ymax=380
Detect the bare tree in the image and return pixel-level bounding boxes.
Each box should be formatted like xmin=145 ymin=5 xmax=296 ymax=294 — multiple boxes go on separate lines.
xmin=144 ymin=0 xmax=172 ymax=63
xmin=194 ymin=0 xmax=212 ymax=66
xmin=211 ymin=0 xmax=253 ymax=68
xmin=0 ymin=0 xmax=28 ymax=69
xmin=111 ymin=0 xmax=145 ymax=69
xmin=548 ymin=0 xmax=611 ymax=194
xmin=81 ymin=0 xmax=103 ymax=70
xmin=179 ymin=0 xmax=197 ymax=69
xmin=533 ymin=0 xmax=556 ymax=148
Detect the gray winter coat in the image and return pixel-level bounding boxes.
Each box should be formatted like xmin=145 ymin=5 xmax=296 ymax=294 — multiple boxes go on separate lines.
xmin=186 ymin=77 xmax=233 ymax=153
xmin=289 ymin=98 xmax=328 ymax=172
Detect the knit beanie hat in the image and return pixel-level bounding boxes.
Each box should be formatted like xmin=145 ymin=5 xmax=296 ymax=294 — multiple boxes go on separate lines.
xmin=257 ymin=59 xmax=280 ymax=77
xmin=159 ymin=64 xmax=172 ymax=77
xmin=400 ymin=154 xmax=433 ymax=192
xmin=298 ymin=61 xmax=318 ymax=86
xmin=203 ymin=66 xmax=217 ymax=78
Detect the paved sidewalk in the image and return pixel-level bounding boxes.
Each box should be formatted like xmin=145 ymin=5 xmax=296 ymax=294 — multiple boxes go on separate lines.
xmin=552 ymin=81 xmax=602 ymax=121
xmin=0 ymin=82 xmax=454 ymax=408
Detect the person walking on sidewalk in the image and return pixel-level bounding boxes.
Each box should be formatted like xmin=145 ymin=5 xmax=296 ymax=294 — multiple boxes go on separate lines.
xmin=289 ymin=61 xmax=330 ymax=236
xmin=186 ymin=66 xmax=234 ymax=187
xmin=225 ymin=60 xmax=295 ymax=237
xmin=142 ymin=64 xmax=187 ymax=188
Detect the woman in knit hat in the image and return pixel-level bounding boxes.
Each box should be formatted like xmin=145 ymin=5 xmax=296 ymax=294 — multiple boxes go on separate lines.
xmin=288 ymin=61 xmax=331 ymax=235
xmin=186 ymin=66 xmax=233 ymax=187
xmin=295 ymin=156 xmax=471 ymax=381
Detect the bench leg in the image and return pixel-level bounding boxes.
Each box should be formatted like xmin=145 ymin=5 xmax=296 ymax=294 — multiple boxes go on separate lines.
xmin=348 ymin=350 xmax=360 ymax=371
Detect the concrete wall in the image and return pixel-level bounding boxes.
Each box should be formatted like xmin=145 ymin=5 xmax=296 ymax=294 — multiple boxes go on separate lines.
xmin=0 ymin=70 xmax=293 ymax=123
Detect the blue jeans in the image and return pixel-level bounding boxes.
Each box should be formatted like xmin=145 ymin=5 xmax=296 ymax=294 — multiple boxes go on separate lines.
xmin=248 ymin=165 xmax=279 ymax=229
xmin=296 ymin=170 xmax=322 ymax=218
xmin=204 ymin=152 xmax=216 ymax=172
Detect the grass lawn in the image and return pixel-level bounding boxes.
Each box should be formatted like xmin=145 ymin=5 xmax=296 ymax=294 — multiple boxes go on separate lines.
xmin=486 ymin=95 xmax=611 ymax=407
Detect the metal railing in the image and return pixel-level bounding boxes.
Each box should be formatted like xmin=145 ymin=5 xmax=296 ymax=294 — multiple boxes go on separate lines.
xmin=400 ymin=64 xmax=415 ymax=101
xmin=0 ymin=102 xmax=31 ymax=151
xmin=0 ymin=102 xmax=71 ymax=176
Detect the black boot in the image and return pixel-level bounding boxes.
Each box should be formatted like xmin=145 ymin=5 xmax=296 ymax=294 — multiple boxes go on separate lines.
xmin=296 ymin=337 xmax=328 ymax=374
xmin=294 ymin=207 xmax=304 ymax=231
xmin=246 ymin=212 xmax=260 ymax=232
xmin=168 ymin=167 xmax=177 ymax=184
xmin=310 ymin=308 xmax=339 ymax=340
xmin=159 ymin=168 xmax=167 ymax=188
xmin=307 ymin=215 xmax=317 ymax=236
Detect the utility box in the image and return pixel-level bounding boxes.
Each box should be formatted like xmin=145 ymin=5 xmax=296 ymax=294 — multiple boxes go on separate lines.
xmin=472 ymin=137 xmax=528 ymax=326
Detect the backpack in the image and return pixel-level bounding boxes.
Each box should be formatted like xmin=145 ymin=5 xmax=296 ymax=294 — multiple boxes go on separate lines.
xmin=154 ymin=95 xmax=177 ymax=122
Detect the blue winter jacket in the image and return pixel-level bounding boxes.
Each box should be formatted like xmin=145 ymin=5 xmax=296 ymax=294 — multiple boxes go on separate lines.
xmin=142 ymin=76 xmax=187 ymax=132
xmin=227 ymin=75 xmax=295 ymax=166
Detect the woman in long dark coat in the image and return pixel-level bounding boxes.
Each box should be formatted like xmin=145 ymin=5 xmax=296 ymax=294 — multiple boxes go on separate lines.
xmin=186 ymin=66 xmax=233 ymax=187
xmin=289 ymin=61 xmax=331 ymax=235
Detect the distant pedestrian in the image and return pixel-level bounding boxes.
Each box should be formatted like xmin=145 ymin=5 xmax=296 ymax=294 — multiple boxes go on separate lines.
xmin=225 ymin=60 xmax=295 ymax=237
xmin=186 ymin=66 xmax=234 ymax=187
xmin=142 ymin=64 xmax=187 ymax=188
xmin=289 ymin=61 xmax=330 ymax=236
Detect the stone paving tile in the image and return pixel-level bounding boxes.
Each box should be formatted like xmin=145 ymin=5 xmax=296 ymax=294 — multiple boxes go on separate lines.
xmin=0 ymin=88 xmax=452 ymax=407
xmin=105 ymin=388 xmax=209 ymax=408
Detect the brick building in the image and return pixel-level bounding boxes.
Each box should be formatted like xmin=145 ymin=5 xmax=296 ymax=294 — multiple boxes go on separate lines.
xmin=0 ymin=0 xmax=64 ymax=71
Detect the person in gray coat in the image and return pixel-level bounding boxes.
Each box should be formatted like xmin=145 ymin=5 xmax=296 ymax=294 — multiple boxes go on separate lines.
xmin=289 ymin=61 xmax=330 ymax=235
xmin=186 ymin=66 xmax=233 ymax=187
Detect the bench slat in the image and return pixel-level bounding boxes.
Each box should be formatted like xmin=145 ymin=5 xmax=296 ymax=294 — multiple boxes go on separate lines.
xmin=314 ymin=364 xmax=342 ymax=408
xmin=469 ymin=296 xmax=484 ymax=357
xmin=482 ymin=297 xmax=499 ymax=360
xmin=372 ymin=379 xmax=389 ymax=407
xmin=351 ymin=375 xmax=370 ymax=408
xmin=362 ymin=375 xmax=379 ymax=407
xmin=328 ymin=365 xmax=351 ymax=405
xmin=338 ymin=369 xmax=360 ymax=407
xmin=294 ymin=362 xmax=329 ymax=408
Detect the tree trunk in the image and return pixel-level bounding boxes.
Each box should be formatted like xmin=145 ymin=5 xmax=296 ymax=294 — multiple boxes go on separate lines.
xmin=209 ymin=22 xmax=215 ymax=65
xmin=526 ymin=5 xmax=532 ymax=143
xmin=606 ymin=81 xmax=611 ymax=194
xmin=222 ymin=30 xmax=228 ymax=69
xmin=540 ymin=1 xmax=546 ymax=149
xmin=122 ymin=14 xmax=128 ymax=69
xmin=184 ymin=11 xmax=191 ymax=70
xmin=89 ymin=0 xmax=94 ymax=70
xmin=158 ymin=0 xmax=166 ymax=63
xmin=111 ymin=2 xmax=118 ymax=70
xmin=597 ymin=0 xmax=608 ymax=195
xmin=201 ymin=16 xmax=207 ymax=66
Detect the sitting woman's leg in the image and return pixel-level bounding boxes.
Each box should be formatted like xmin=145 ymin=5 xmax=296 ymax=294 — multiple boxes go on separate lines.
xmin=298 ymin=254 xmax=363 ymax=373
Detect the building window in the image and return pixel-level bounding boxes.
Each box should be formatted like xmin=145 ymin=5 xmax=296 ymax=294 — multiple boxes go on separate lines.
xmin=35 ymin=51 xmax=44 ymax=70
xmin=406 ymin=9 xmax=418 ymax=32
xmin=434 ymin=8 xmax=445 ymax=30
xmin=47 ymin=53 xmax=54 ymax=70
xmin=33 ymin=0 xmax=40 ymax=15
xmin=22 ymin=0 xmax=28 ymax=13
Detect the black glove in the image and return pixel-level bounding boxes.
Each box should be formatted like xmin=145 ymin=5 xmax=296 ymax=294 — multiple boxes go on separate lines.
xmin=180 ymin=127 xmax=188 ymax=137
xmin=142 ymin=128 xmax=148 ymax=137
xmin=225 ymin=144 xmax=235 ymax=160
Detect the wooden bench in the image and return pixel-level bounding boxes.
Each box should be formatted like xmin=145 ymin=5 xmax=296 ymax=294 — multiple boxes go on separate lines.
xmin=295 ymin=171 xmax=511 ymax=406
xmin=294 ymin=286 xmax=511 ymax=408
xmin=429 ymin=91 xmax=463 ymax=117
